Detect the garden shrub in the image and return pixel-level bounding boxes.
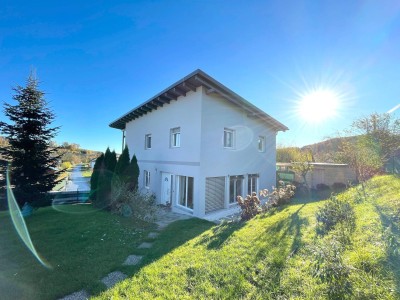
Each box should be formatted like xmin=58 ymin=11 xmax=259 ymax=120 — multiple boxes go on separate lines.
xmin=61 ymin=161 xmax=72 ymax=170
xmin=310 ymin=234 xmax=353 ymax=299
xmin=316 ymin=183 xmax=330 ymax=191
xmin=110 ymin=179 xmax=157 ymax=222
xmin=316 ymin=196 xmax=355 ymax=234
xmin=265 ymin=181 xmax=296 ymax=207
xmin=237 ymin=192 xmax=262 ymax=221
xmin=237 ymin=182 xmax=296 ymax=221
xmin=332 ymin=182 xmax=347 ymax=192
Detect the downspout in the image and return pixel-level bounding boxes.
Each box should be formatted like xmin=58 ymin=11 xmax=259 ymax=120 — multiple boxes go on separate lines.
xmin=122 ymin=129 xmax=125 ymax=152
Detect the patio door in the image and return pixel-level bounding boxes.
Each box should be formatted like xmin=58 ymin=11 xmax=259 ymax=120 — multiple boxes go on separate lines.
xmin=161 ymin=172 xmax=173 ymax=205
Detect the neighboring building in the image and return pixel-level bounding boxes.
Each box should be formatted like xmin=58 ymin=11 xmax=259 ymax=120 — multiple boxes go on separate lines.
xmin=276 ymin=162 xmax=357 ymax=188
xmin=110 ymin=70 xmax=288 ymax=220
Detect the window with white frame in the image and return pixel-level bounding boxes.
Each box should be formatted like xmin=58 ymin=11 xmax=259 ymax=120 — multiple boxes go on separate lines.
xmin=224 ymin=128 xmax=235 ymax=148
xmin=144 ymin=170 xmax=150 ymax=188
xmin=229 ymin=175 xmax=243 ymax=204
xmin=247 ymin=174 xmax=259 ymax=195
xmin=177 ymin=175 xmax=194 ymax=209
xmin=258 ymin=136 xmax=265 ymax=152
xmin=145 ymin=134 xmax=152 ymax=149
xmin=170 ymin=127 xmax=181 ymax=148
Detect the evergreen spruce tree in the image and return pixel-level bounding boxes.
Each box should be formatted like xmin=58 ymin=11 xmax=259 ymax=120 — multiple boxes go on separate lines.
xmin=0 ymin=75 xmax=61 ymax=208
xmin=89 ymin=153 xmax=104 ymax=201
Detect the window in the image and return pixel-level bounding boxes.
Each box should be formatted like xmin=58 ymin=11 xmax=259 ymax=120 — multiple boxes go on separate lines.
xmin=248 ymin=174 xmax=259 ymax=195
xmin=170 ymin=127 xmax=181 ymax=148
xmin=258 ymin=136 xmax=265 ymax=152
xmin=224 ymin=128 xmax=234 ymax=148
xmin=145 ymin=134 xmax=152 ymax=149
xmin=229 ymin=175 xmax=243 ymax=204
xmin=177 ymin=176 xmax=194 ymax=209
xmin=144 ymin=170 xmax=150 ymax=188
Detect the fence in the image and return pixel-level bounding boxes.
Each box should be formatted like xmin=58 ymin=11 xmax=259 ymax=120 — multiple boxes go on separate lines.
xmin=48 ymin=190 xmax=91 ymax=205
xmin=276 ymin=170 xmax=295 ymax=185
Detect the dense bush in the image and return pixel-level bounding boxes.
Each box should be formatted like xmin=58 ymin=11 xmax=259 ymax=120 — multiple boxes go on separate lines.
xmin=332 ymin=182 xmax=347 ymax=192
xmin=110 ymin=179 xmax=157 ymax=222
xmin=237 ymin=192 xmax=262 ymax=221
xmin=310 ymin=233 xmax=353 ymax=299
xmin=61 ymin=161 xmax=72 ymax=170
xmin=90 ymin=146 xmax=140 ymax=210
xmin=316 ymin=196 xmax=355 ymax=234
xmin=316 ymin=183 xmax=330 ymax=191
xmin=264 ymin=181 xmax=296 ymax=207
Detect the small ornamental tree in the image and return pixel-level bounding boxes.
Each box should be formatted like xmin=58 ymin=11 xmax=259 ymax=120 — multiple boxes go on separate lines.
xmin=0 ymin=74 xmax=61 ymax=208
xmin=290 ymin=148 xmax=314 ymax=190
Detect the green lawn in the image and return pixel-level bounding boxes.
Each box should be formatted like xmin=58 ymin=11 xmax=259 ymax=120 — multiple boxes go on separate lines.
xmin=93 ymin=175 xmax=400 ymax=299
xmin=0 ymin=204 xmax=160 ymax=300
xmin=1 ymin=175 xmax=399 ymax=299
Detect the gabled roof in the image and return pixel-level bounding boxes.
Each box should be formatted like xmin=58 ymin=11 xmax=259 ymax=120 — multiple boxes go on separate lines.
xmin=109 ymin=69 xmax=288 ymax=132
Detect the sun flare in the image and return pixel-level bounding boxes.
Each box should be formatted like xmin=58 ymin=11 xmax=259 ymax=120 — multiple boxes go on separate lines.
xmin=297 ymin=89 xmax=339 ymax=123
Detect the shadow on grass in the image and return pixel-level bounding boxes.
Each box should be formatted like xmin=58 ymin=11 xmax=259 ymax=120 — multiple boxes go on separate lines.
xmin=266 ymin=204 xmax=308 ymax=256
xmin=194 ymin=220 xmax=246 ymax=250
xmin=247 ymin=203 xmax=309 ymax=297
xmin=375 ymin=206 xmax=400 ymax=295
xmin=90 ymin=217 xmax=215 ymax=297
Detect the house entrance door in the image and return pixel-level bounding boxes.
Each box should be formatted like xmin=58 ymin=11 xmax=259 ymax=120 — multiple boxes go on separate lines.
xmin=161 ymin=172 xmax=173 ymax=205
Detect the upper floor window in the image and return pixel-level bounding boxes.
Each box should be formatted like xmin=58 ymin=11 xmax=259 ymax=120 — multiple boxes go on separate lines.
xmin=258 ymin=136 xmax=265 ymax=152
xmin=145 ymin=134 xmax=152 ymax=149
xmin=144 ymin=170 xmax=150 ymax=188
xmin=224 ymin=128 xmax=235 ymax=148
xmin=170 ymin=127 xmax=181 ymax=148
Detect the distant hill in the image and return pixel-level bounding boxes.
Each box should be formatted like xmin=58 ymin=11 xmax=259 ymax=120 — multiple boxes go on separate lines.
xmin=301 ymin=136 xmax=356 ymax=163
xmin=302 ymin=136 xmax=400 ymax=174
xmin=0 ymin=137 xmax=102 ymax=165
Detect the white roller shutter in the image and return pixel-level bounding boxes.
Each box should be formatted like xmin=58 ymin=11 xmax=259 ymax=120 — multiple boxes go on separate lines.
xmin=205 ymin=177 xmax=225 ymax=213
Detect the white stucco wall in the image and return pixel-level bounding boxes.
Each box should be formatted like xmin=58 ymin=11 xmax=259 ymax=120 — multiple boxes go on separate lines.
xmin=200 ymin=88 xmax=277 ymax=190
xmin=123 ymin=86 xmax=279 ymax=219
xmin=124 ymin=89 xmax=203 ymax=215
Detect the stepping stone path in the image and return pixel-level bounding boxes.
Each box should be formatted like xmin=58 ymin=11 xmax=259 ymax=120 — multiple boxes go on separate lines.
xmin=123 ymin=255 xmax=143 ymax=266
xmin=101 ymin=271 xmax=127 ymax=288
xmin=155 ymin=209 xmax=192 ymax=230
xmin=138 ymin=242 xmax=153 ymax=249
xmin=59 ymin=290 xmax=89 ymax=300
xmin=59 ymin=208 xmax=192 ymax=299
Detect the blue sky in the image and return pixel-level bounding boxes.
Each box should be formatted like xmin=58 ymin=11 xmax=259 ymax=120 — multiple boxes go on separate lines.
xmin=1 ymin=0 xmax=399 ymax=153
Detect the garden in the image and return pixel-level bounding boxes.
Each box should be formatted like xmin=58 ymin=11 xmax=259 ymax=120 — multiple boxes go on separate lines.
xmin=1 ymin=175 xmax=399 ymax=299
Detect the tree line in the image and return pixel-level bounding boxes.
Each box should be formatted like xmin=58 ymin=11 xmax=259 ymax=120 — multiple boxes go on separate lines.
xmin=277 ymin=112 xmax=400 ymax=187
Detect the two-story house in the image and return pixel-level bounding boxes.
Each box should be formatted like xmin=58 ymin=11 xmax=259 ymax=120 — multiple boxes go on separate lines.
xmin=110 ymin=70 xmax=288 ymax=220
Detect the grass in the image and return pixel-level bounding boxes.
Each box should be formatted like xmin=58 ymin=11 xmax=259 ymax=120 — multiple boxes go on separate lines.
xmin=0 ymin=204 xmax=160 ymax=300
xmin=92 ymin=175 xmax=400 ymax=299
xmin=1 ymin=175 xmax=399 ymax=299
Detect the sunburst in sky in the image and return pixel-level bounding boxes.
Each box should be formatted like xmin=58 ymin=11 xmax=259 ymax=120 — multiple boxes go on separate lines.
xmin=296 ymin=89 xmax=340 ymax=123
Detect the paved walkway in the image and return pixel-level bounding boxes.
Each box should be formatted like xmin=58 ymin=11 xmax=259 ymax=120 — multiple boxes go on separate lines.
xmin=59 ymin=208 xmax=192 ymax=300
xmin=64 ymin=165 xmax=90 ymax=192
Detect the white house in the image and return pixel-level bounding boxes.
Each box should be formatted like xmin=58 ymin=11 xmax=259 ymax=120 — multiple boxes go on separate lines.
xmin=110 ymin=70 xmax=288 ymax=220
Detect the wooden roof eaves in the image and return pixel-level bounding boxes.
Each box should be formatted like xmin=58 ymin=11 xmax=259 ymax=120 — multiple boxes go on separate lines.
xmin=109 ymin=69 xmax=288 ymax=132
